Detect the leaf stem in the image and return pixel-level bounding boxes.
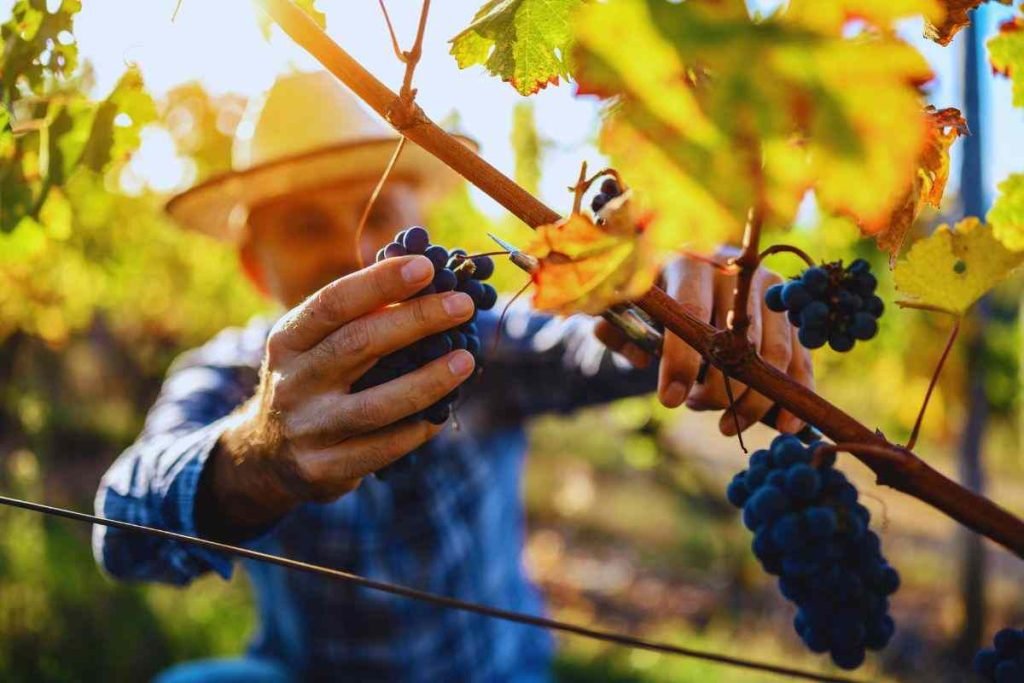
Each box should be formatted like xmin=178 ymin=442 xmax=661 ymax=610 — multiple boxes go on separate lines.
xmin=757 ymin=244 xmax=815 ymax=269
xmin=906 ymin=316 xmax=961 ymax=451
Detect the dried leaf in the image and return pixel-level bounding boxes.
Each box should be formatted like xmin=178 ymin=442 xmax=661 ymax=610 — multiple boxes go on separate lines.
xmin=893 ymin=217 xmax=1024 ymax=314
xmin=868 ymin=106 xmax=967 ymax=265
xmin=526 ymin=196 xmax=658 ymax=315
xmin=924 ymin=0 xmax=1011 ymax=46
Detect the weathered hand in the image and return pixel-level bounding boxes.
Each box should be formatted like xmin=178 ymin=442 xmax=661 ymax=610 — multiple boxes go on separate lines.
xmin=594 ymin=253 xmax=814 ymax=437
xmin=202 ymin=255 xmax=476 ymax=534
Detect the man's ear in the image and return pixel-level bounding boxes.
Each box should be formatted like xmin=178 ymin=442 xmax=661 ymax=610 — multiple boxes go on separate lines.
xmin=239 ymin=239 xmax=271 ymax=297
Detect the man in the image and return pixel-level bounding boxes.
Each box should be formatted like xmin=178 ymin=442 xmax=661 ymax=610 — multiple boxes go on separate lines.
xmin=93 ymin=71 xmax=812 ymax=682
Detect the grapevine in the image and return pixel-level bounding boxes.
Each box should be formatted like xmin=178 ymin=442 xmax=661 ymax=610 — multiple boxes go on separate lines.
xmin=727 ymin=435 xmax=899 ymax=670
xmin=353 ymin=226 xmax=497 ymax=479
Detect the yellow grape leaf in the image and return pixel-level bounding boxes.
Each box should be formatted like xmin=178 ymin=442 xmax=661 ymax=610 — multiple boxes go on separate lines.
xmin=573 ymin=0 xmax=934 ymax=251
xmin=893 ymin=217 xmax=1024 ymax=314
xmin=989 ymin=173 xmax=1024 ymax=251
xmin=526 ymin=197 xmax=658 ymax=315
xmin=785 ymin=0 xmax=943 ymax=33
xmin=990 ymin=15 xmax=1024 ymax=108
xmin=869 ymin=107 xmax=967 ymax=264
xmin=924 ymin=0 xmax=1011 ymax=46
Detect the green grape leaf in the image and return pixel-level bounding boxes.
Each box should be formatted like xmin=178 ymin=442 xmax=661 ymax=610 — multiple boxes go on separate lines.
xmin=893 ymin=217 xmax=1024 ymax=315
xmin=79 ymin=68 xmax=156 ymax=174
xmin=989 ymin=173 xmax=1024 ymax=251
xmin=925 ymin=0 xmax=1011 ymax=46
xmin=786 ymin=0 xmax=943 ymax=33
xmin=450 ymin=0 xmax=583 ymax=95
xmin=0 ymin=0 xmax=82 ymax=100
xmin=990 ymin=15 xmax=1024 ymax=108
xmin=572 ymin=0 xmax=935 ymax=253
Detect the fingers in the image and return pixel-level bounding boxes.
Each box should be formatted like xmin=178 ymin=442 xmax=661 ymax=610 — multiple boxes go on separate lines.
xmin=687 ymin=268 xmax=755 ymax=410
xmin=773 ymin=326 xmax=815 ymax=434
xmin=290 ymin=419 xmax=446 ymax=501
xmin=269 ymin=256 xmax=435 ymax=355
xmin=593 ymin=320 xmax=652 ymax=368
xmin=294 ymin=291 xmax=475 ymax=387
xmin=658 ymin=259 xmax=714 ymax=407
xmin=284 ymin=351 xmax=475 ymax=447
xmin=719 ymin=283 xmax=792 ymax=435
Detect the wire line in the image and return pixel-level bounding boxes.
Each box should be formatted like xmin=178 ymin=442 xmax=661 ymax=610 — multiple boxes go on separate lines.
xmin=0 ymin=494 xmax=861 ymax=683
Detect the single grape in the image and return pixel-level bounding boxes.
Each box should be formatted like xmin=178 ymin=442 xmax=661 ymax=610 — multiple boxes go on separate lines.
xmin=765 ymin=284 xmax=786 ymax=312
xmin=798 ymin=326 xmax=827 ymax=350
xmin=828 ymin=331 xmax=854 ymax=353
xmin=865 ymin=295 xmax=884 ymax=318
xmin=402 ymin=226 xmax=430 ymax=254
xmin=802 ymin=267 xmax=829 ymax=294
xmin=600 ymin=177 xmax=621 ymax=197
xmin=591 ymin=193 xmax=609 ymax=213
xmin=459 ymin=278 xmax=485 ymax=307
xmin=384 ymin=242 xmax=407 ymax=259
xmin=800 ymin=301 xmax=829 ymax=329
xmin=849 ymin=313 xmax=878 ymax=341
xmin=433 ymin=268 xmax=457 ymax=292
xmin=782 ymin=281 xmax=812 ymax=311
xmin=424 ymin=245 xmax=450 ymax=271
xmin=472 ymin=255 xmax=495 ymax=280
xmin=479 ymin=283 xmax=498 ymax=311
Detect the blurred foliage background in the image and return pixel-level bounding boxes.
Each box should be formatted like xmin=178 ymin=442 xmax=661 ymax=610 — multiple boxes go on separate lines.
xmin=2 ymin=1 xmax=1024 ymax=682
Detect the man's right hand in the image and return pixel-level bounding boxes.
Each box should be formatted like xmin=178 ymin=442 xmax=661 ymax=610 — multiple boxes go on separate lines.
xmin=197 ymin=255 xmax=477 ymax=538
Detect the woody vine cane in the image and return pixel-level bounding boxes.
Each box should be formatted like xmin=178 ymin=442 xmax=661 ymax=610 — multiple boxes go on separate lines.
xmin=256 ymin=0 xmax=1024 ymax=559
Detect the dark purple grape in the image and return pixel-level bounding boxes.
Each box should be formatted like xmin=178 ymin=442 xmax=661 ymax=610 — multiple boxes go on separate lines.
xmin=600 ymin=177 xmax=621 ymax=197
xmin=459 ymin=278 xmax=485 ymax=307
xmin=479 ymin=284 xmax=498 ymax=311
xmin=384 ymin=242 xmax=407 ymax=259
xmin=402 ymin=226 xmax=430 ymax=254
xmin=471 ymin=255 xmax=495 ymax=280
xmin=590 ymin=193 xmax=609 ymax=214
xmin=424 ymin=245 xmax=449 ymax=271
xmin=433 ymin=268 xmax=457 ymax=292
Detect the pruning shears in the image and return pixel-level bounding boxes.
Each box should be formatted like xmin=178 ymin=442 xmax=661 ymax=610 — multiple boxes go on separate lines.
xmin=487 ymin=233 xmax=822 ymax=445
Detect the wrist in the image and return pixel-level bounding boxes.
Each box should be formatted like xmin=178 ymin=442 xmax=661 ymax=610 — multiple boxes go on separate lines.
xmin=196 ymin=401 xmax=297 ymax=541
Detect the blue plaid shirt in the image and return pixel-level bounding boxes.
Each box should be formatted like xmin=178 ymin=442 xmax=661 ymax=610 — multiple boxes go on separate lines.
xmin=93 ymin=302 xmax=657 ymax=681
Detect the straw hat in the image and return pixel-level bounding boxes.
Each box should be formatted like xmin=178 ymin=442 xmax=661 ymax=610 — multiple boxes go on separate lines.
xmin=166 ymin=70 xmax=475 ymax=242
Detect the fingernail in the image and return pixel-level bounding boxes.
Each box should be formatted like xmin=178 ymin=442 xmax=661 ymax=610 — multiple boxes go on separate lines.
xmin=401 ymin=257 xmax=432 ymax=283
xmin=782 ymin=415 xmax=804 ymax=434
xmin=442 ymin=292 xmax=474 ymax=317
xmin=448 ymin=350 xmax=474 ymax=376
xmin=661 ymin=381 xmax=689 ymax=408
xmin=721 ymin=415 xmax=750 ymax=436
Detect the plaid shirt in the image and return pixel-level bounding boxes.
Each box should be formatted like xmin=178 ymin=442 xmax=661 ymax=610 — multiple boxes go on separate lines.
xmin=93 ymin=302 xmax=657 ymax=681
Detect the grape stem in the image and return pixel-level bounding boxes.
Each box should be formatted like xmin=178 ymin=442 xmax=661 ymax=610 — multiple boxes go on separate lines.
xmin=757 ymin=244 xmax=816 ymax=270
xmin=258 ymin=0 xmax=1024 ymax=561
xmin=353 ymin=136 xmax=407 ymax=269
xmin=906 ymin=316 xmax=961 ymax=451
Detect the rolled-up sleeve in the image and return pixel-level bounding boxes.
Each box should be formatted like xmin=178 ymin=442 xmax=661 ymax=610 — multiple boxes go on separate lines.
xmin=93 ymin=324 xmax=264 ymax=585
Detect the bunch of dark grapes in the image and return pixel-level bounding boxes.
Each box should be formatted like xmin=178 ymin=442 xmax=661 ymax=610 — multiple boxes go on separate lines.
xmin=726 ymin=434 xmax=900 ymax=670
xmin=590 ymin=177 xmax=623 ymax=214
xmin=354 ymin=226 xmax=497 ymax=479
xmin=765 ymin=259 xmax=884 ymax=352
xmin=974 ymin=628 xmax=1024 ymax=682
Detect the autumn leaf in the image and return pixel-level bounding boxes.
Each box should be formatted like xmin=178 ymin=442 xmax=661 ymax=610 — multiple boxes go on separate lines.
xmin=785 ymin=0 xmax=943 ymax=33
xmin=989 ymin=174 xmax=1024 ymax=251
xmin=868 ymin=107 xmax=967 ymax=265
xmin=893 ymin=217 xmax=1024 ymax=315
xmin=259 ymin=0 xmax=324 ymax=40
xmin=526 ymin=198 xmax=658 ymax=315
xmin=450 ymin=0 xmax=583 ymax=95
xmin=572 ymin=0 xmax=934 ymax=252
xmin=924 ymin=0 xmax=1011 ymax=46
xmin=990 ymin=15 xmax=1024 ymax=107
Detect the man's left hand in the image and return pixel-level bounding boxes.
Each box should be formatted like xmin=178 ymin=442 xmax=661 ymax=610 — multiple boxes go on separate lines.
xmin=594 ymin=253 xmax=814 ymax=436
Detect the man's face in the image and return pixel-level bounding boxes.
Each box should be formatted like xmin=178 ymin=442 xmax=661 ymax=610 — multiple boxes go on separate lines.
xmin=242 ymin=179 xmax=423 ymax=307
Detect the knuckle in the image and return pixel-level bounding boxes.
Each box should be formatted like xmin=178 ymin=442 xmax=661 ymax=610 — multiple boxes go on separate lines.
xmin=351 ymin=395 xmax=390 ymax=430
xmin=330 ymin=321 xmax=373 ymax=359
xmin=410 ymin=296 xmax=434 ymax=326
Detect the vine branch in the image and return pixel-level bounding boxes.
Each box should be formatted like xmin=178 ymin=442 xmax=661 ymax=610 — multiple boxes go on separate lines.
xmin=256 ymin=0 xmax=1024 ymax=560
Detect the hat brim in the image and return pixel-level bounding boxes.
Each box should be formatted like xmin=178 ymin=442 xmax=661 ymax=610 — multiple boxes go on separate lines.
xmin=165 ymin=135 xmax=477 ymax=242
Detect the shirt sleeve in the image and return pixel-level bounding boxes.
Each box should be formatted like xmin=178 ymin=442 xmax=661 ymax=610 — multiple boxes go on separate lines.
xmin=92 ymin=326 xmax=263 ymax=586
xmin=474 ymin=298 xmax=660 ymax=419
